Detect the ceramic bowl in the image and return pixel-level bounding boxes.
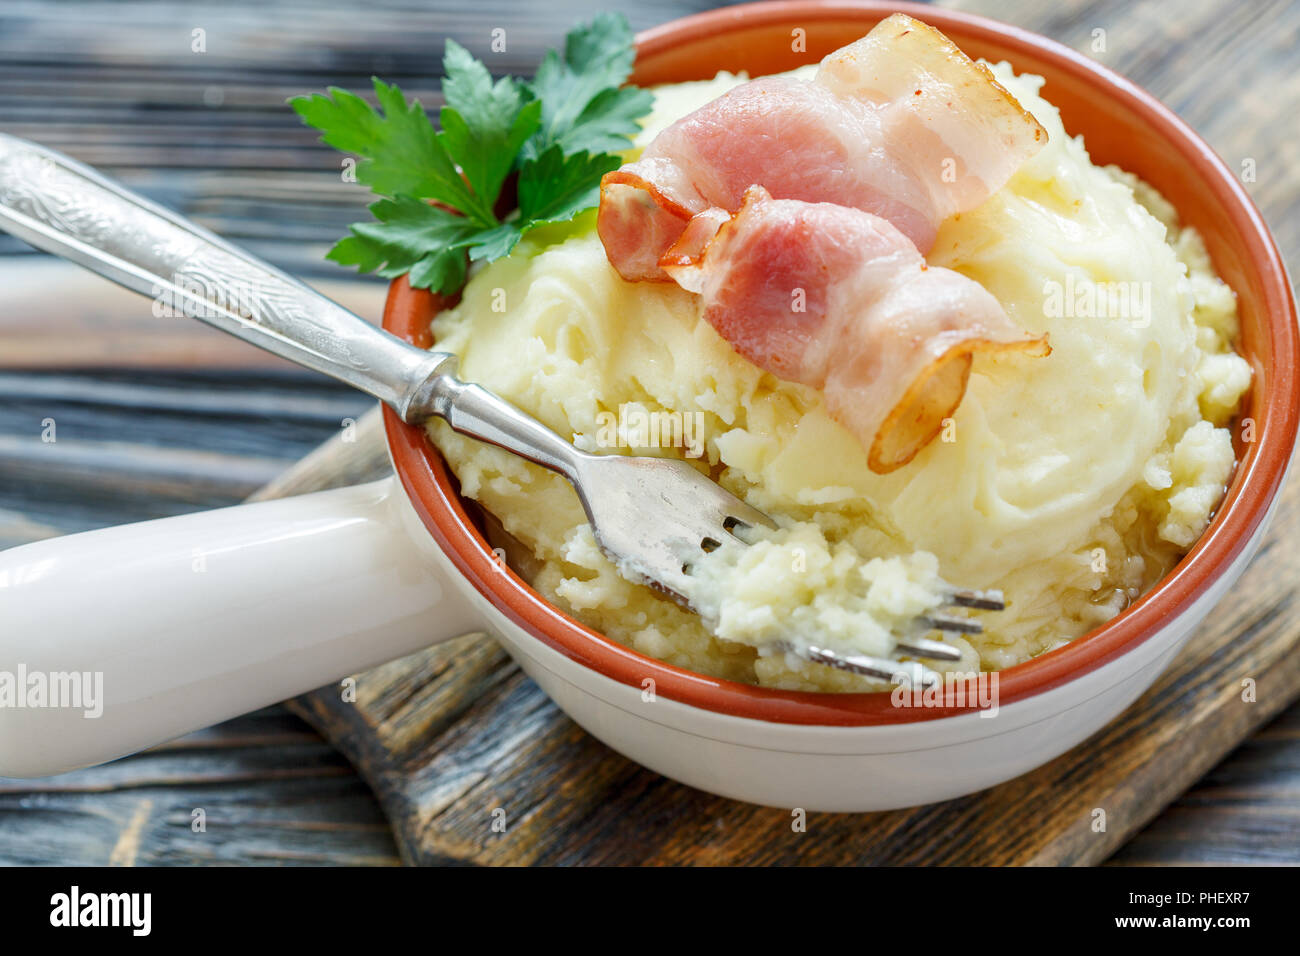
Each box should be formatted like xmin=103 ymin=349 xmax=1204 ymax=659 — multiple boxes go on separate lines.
xmin=379 ymin=0 xmax=1298 ymax=805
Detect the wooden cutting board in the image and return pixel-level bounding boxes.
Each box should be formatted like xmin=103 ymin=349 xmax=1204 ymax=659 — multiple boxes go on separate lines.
xmin=252 ymin=408 xmax=1300 ymax=865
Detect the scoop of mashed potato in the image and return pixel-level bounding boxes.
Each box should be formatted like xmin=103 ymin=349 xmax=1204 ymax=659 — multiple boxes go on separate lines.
xmin=684 ymin=523 xmax=955 ymax=662
xmin=425 ymin=64 xmax=1251 ymax=690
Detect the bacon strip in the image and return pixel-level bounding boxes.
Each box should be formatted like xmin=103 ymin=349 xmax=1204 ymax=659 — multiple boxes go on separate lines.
xmin=598 ymin=13 xmax=1046 ymax=282
xmin=662 ymin=187 xmax=1050 ymax=473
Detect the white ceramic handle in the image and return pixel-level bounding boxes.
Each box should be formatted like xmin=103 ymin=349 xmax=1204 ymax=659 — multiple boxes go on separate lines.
xmin=0 ymin=478 xmax=481 ymax=777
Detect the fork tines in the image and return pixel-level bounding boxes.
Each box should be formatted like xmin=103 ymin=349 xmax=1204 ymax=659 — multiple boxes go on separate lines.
xmin=798 ymin=645 xmax=940 ymax=687
xmin=917 ymin=587 xmax=1006 ymax=638
xmin=946 ymin=587 xmax=1005 ymax=611
xmin=783 ymin=585 xmax=1005 ymax=685
xmin=894 ymin=635 xmax=964 ymax=661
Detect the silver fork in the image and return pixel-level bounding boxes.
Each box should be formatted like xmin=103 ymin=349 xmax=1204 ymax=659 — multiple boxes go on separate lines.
xmin=0 ymin=134 xmax=1003 ymax=686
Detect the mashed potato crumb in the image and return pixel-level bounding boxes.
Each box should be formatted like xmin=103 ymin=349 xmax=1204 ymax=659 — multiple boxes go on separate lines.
xmin=1158 ymin=421 xmax=1236 ymax=547
xmin=424 ymin=62 xmax=1251 ymax=690
xmin=1197 ymin=352 xmax=1252 ymax=424
xmin=683 ymin=522 xmax=946 ymax=661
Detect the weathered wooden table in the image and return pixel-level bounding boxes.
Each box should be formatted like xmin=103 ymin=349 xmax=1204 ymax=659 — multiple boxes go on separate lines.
xmin=1 ymin=0 xmax=1296 ymax=865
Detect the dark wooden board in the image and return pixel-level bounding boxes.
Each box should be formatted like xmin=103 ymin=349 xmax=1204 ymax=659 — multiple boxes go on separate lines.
xmin=0 ymin=704 xmax=401 ymax=867
xmin=1 ymin=0 xmax=1299 ymax=866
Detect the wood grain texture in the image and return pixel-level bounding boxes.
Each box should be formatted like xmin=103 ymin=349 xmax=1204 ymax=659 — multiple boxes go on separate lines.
xmin=1106 ymin=704 xmax=1300 ymax=866
xmin=0 ymin=706 xmax=401 ymax=866
xmin=1 ymin=0 xmax=1298 ymax=866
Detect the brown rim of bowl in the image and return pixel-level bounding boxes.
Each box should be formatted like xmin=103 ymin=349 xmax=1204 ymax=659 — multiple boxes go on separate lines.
xmin=380 ymin=0 xmax=1299 ymax=726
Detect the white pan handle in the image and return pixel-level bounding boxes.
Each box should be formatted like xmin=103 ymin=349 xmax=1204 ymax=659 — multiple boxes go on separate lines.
xmin=0 ymin=477 xmax=481 ymax=777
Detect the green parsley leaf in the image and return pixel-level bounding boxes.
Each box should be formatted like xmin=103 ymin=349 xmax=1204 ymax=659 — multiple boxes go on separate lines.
xmin=440 ymin=40 xmax=542 ymax=213
xmin=465 ymin=222 xmax=524 ymax=263
xmin=519 ymin=145 xmax=620 ymax=224
xmin=292 ymin=12 xmax=651 ymax=293
xmin=290 ymin=79 xmax=483 ymax=220
xmin=327 ymin=196 xmax=479 ymax=293
xmin=523 ymin=13 xmax=653 ymax=160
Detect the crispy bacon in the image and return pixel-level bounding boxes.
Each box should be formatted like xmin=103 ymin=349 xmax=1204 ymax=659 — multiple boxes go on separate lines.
xmin=598 ymin=13 xmax=1046 ymax=282
xmin=662 ymin=187 xmax=1050 ymax=473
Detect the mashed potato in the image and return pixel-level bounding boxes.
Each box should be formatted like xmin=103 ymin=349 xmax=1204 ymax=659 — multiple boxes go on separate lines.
xmin=685 ymin=526 xmax=975 ymax=676
xmin=425 ymin=64 xmax=1251 ymax=690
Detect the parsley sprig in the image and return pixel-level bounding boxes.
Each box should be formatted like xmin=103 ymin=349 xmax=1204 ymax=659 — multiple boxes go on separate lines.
xmin=290 ymin=13 xmax=652 ymax=294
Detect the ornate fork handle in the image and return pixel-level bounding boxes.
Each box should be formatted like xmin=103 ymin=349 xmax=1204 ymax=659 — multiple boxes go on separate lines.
xmin=0 ymin=132 xmax=455 ymax=420
xmin=0 ymin=133 xmax=584 ymax=477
